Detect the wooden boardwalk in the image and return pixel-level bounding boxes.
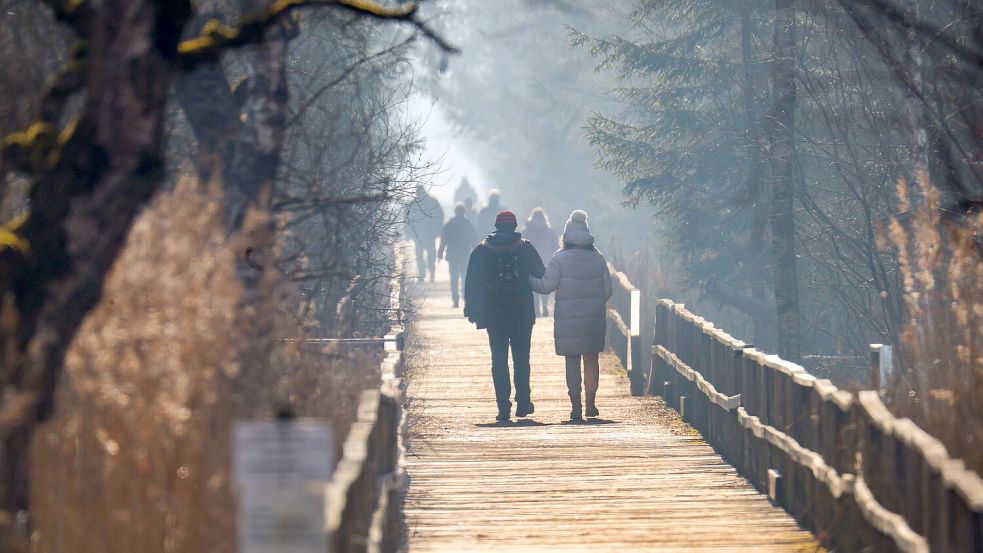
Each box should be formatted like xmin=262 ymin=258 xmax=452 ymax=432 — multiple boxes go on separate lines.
xmin=403 ymin=275 xmax=818 ymax=552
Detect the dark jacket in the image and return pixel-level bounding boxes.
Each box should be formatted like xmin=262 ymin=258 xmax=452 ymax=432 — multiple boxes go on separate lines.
xmin=464 ymin=230 xmax=546 ymax=330
xmin=438 ymin=215 xmax=479 ymax=262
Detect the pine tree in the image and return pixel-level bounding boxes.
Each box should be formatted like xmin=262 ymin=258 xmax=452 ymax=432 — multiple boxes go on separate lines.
xmin=575 ymin=0 xmax=777 ymax=343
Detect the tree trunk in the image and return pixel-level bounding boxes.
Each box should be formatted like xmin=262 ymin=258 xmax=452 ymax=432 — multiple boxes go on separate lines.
xmin=902 ymin=0 xmax=929 ymax=189
xmin=225 ymin=7 xmax=291 ymax=231
xmin=172 ymin=13 xmax=240 ymax=181
xmin=740 ymin=0 xmax=776 ymax=352
xmin=768 ymin=0 xmax=802 ymax=361
xmin=0 ymin=0 xmax=192 ymax=541
xmin=173 ymin=7 xmax=293 ymax=231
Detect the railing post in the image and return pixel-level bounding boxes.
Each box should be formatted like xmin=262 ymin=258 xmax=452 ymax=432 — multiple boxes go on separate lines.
xmin=869 ymin=344 xmax=893 ymax=390
xmin=628 ymin=288 xmax=644 ymax=395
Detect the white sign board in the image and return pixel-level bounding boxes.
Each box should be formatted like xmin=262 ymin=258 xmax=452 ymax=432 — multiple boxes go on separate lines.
xmin=234 ymin=420 xmax=335 ymax=483
xmin=238 ymin=482 xmax=328 ymax=553
xmin=234 ymin=420 xmax=335 ymax=553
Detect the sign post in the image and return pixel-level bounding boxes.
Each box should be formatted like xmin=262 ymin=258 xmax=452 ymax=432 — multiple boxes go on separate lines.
xmin=234 ymin=419 xmax=335 ymax=553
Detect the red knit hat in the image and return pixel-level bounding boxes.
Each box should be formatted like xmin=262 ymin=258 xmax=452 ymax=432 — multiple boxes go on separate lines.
xmin=495 ymin=210 xmax=517 ymax=227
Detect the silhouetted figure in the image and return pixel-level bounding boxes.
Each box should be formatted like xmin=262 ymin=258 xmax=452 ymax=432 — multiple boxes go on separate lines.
xmin=530 ymin=210 xmax=612 ymax=421
xmin=405 ymin=186 xmax=444 ymax=281
xmin=464 ymin=211 xmax=546 ymax=421
xmin=438 ymin=203 xmax=478 ymax=308
xmin=522 ymin=208 xmax=559 ymax=317
xmin=454 ymin=176 xmax=478 ymax=206
xmin=476 ymin=189 xmax=506 ymax=235
xmin=463 ymin=197 xmax=478 ymax=228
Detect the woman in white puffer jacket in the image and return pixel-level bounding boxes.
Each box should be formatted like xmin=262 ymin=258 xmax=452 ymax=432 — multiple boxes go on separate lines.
xmin=530 ymin=210 xmax=612 ymax=421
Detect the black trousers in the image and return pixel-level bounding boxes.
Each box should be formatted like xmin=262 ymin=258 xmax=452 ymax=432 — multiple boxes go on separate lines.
xmin=487 ymin=323 xmax=533 ymax=411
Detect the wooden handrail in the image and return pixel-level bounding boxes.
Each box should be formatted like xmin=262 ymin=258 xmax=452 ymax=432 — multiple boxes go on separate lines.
xmin=603 ymin=255 xmax=982 ymax=552
xmin=325 ymin=365 xmax=402 ymax=553
xmin=647 ymin=295 xmax=983 ymax=552
xmin=323 ymin=242 xmax=411 ymax=553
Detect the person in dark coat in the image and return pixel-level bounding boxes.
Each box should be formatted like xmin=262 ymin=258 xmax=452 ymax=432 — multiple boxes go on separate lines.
xmin=405 ymin=186 xmax=444 ymax=281
xmin=522 ymin=207 xmax=559 ymax=317
xmin=464 ymin=210 xmax=546 ymax=421
xmin=476 ymin=189 xmax=506 ymax=236
xmin=438 ymin=203 xmax=479 ymax=308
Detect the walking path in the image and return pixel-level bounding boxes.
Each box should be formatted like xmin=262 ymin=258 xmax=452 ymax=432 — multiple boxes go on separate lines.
xmin=403 ymin=274 xmax=818 ymax=552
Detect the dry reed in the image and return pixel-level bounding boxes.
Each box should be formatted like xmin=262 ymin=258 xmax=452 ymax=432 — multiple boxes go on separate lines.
xmin=880 ymin=175 xmax=983 ymax=475
xmin=28 ymin=174 xmax=380 ymax=553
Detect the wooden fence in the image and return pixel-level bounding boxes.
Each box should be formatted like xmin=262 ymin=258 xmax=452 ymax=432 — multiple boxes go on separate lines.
xmin=598 ymin=256 xmax=983 ymax=552
xmin=325 ymin=343 xmax=405 ymax=553
xmin=606 ymin=264 xmax=645 ymax=395
xmin=644 ymin=297 xmax=983 ymax=553
xmin=322 ymin=244 xmax=411 ymax=553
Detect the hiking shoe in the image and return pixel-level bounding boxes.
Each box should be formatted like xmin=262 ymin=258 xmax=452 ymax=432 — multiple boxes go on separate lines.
xmin=570 ymin=409 xmax=583 ymax=421
xmin=585 ymin=405 xmax=599 ymax=418
xmin=515 ymin=402 xmax=535 ymax=417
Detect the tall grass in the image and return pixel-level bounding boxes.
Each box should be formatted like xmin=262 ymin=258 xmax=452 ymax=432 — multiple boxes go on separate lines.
xmin=28 ymin=175 xmax=380 ymax=552
xmin=881 ymin=176 xmax=983 ymax=474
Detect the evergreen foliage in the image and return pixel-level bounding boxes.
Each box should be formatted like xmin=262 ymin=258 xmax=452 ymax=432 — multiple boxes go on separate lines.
xmin=575 ymin=0 xmax=775 ymax=342
xmin=576 ymin=0 xmax=983 ymax=364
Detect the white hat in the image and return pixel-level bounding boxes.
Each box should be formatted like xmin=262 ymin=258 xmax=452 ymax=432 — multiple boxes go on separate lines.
xmin=562 ymin=210 xmax=594 ymax=247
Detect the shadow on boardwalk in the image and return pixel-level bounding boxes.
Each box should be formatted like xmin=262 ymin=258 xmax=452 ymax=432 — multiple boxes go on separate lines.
xmin=403 ymin=273 xmax=819 ymax=553
xmin=473 ymin=419 xmax=619 ymax=429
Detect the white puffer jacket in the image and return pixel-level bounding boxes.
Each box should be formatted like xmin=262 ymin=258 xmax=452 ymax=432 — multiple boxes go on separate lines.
xmin=530 ymin=211 xmax=612 ymax=356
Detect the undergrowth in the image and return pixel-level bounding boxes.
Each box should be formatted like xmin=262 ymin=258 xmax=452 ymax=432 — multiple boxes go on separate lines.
xmin=29 ymin=174 xmax=380 ymax=553
xmin=880 ymin=176 xmax=983 ymax=475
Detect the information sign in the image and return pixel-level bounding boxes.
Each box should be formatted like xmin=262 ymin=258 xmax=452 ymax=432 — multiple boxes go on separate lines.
xmin=234 ymin=419 xmax=335 ymax=553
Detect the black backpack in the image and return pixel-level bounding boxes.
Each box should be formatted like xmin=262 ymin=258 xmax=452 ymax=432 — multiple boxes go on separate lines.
xmin=489 ymin=248 xmax=523 ymax=299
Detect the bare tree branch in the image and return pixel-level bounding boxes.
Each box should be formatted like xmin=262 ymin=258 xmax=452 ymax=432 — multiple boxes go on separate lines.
xmin=285 ymin=36 xmax=412 ymax=128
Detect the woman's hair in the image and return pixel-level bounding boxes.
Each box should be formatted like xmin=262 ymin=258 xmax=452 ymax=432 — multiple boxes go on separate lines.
xmin=527 ymin=207 xmax=549 ymax=226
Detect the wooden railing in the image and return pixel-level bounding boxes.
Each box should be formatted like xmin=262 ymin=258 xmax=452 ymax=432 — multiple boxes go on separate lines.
xmin=325 ymin=347 xmax=404 ymax=553
xmin=600 ymin=259 xmax=983 ymax=552
xmin=648 ymin=298 xmax=983 ymax=553
xmin=323 ymin=244 xmax=411 ymax=553
xmin=606 ymin=264 xmax=645 ymax=395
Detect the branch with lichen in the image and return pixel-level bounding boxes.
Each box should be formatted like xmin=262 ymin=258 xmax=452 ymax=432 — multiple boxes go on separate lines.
xmin=176 ymin=0 xmax=457 ymax=68
xmin=1 ymin=3 xmax=89 ymax=176
xmin=1 ymin=123 xmax=57 ymax=175
xmin=1 ymin=52 xmax=86 ymax=175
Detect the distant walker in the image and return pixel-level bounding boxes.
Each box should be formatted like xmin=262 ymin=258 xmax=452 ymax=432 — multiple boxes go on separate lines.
xmin=438 ymin=203 xmax=479 ymax=308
